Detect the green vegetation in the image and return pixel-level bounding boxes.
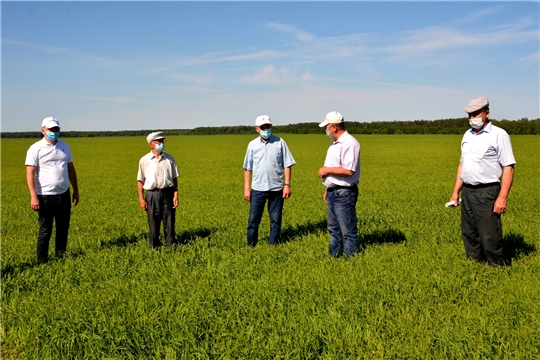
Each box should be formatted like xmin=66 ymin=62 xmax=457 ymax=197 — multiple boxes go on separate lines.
xmin=2 ymin=134 xmax=539 ymax=359
xmin=2 ymin=117 xmax=540 ymax=138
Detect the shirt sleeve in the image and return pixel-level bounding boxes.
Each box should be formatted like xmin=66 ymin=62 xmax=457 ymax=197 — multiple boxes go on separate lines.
xmin=25 ymin=146 xmax=38 ymax=167
xmin=137 ymin=158 xmax=145 ymax=182
xmin=497 ymin=131 xmax=516 ymax=167
xmin=341 ymin=141 xmax=359 ymax=172
xmin=281 ymin=140 xmax=296 ymax=168
xmin=243 ymin=144 xmax=253 ymax=171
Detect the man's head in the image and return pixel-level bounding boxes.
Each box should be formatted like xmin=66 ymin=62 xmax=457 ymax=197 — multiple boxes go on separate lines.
xmin=41 ymin=117 xmax=61 ymax=142
xmin=319 ymin=111 xmax=345 ymax=139
xmin=255 ymin=115 xmax=272 ymax=139
xmin=464 ymin=97 xmax=490 ymax=130
xmin=147 ymin=131 xmax=166 ymax=153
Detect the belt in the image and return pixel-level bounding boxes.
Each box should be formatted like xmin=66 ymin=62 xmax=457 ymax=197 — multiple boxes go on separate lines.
xmin=147 ymin=187 xmax=175 ymax=192
xmin=327 ymin=184 xmax=357 ymax=192
xmin=463 ymin=182 xmax=499 ymax=189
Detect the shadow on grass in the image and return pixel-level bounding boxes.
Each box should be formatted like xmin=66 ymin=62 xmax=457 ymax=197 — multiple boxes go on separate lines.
xmin=99 ymin=233 xmax=147 ymax=248
xmin=1 ymin=249 xmax=86 ymax=280
xmin=279 ymin=219 xmax=328 ymax=243
xmin=173 ymin=227 xmax=217 ymax=245
xmin=503 ymin=232 xmax=536 ymax=260
xmin=359 ymin=229 xmax=407 ymax=247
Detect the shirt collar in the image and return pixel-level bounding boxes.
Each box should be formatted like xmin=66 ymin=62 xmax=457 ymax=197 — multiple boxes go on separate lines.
xmin=333 ymin=131 xmax=349 ymax=144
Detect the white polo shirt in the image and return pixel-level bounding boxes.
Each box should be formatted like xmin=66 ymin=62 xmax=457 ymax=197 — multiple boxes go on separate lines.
xmin=137 ymin=152 xmax=179 ymax=190
xmin=25 ymin=138 xmax=74 ymax=195
xmin=322 ymin=131 xmax=361 ymax=188
xmin=460 ymin=122 xmax=516 ymax=185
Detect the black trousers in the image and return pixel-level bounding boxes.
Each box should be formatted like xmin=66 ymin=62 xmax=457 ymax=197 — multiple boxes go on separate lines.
xmin=37 ymin=190 xmax=71 ymax=263
xmin=461 ymin=183 xmax=509 ymax=266
xmin=146 ymin=188 xmax=176 ymax=248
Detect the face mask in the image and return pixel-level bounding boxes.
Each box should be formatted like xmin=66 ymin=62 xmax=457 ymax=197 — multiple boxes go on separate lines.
xmin=325 ymin=129 xmax=334 ymax=140
xmin=46 ymin=132 xmax=59 ymax=141
xmin=155 ymin=143 xmax=165 ymax=153
xmin=260 ymin=129 xmax=272 ymax=139
xmin=469 ymin=116 xmax=484 ymax=129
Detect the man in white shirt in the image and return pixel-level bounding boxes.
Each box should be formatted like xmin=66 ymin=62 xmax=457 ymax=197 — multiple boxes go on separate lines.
xmin=449 ymin=97 xmax=515 ymax=265
xmin=25 ymin=117 xmax=80 ymax=263
xmin=137 ymin=132 xmax=179 ymax=248
xmin=318 ymin=111 xmax=361 ymax=258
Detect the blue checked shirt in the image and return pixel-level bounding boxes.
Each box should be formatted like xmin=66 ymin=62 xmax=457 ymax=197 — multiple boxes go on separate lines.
xmin=243 ymin=135 xmax=296 ymax=191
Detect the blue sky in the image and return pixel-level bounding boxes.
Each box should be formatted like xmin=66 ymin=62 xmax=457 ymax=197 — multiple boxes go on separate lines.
xmin=2 ymin=1 xmax=539 ymax=132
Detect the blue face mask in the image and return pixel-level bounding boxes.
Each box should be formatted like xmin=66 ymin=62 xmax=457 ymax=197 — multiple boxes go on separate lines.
xmin=260 ymin=129 xmax=272 ymax=139
xmin=46 ymin=132 xmax=60 ymax=141
xmin=155 ymin=143 xmax=165 ymax=153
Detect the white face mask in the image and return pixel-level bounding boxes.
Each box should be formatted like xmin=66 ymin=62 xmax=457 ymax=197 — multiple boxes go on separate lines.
xmin=469 ymin=116 xmax=485 ymax=129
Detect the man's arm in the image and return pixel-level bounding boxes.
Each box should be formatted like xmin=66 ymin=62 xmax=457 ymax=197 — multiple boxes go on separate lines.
xmin=172 ymin=177 xmax=179 ymax=209
xmin=282 ymin=167 xmax=292 ymax=199
xmin=449 ymin=162 xmax=463 ymax=206
xmin=244 ymin=169 xmax=252 ymax=202
xmin=26 ymin=165 xmax=40 ymax=211
xmin=67 ymin=162 xmax=79 ymax=205
xmin=318 ymin=166 xmax=354 ymax=178
xmin=494 ymin=165 xmax=514 ymax=214
xmin=138 ymin=181 xmax=147 ymax=211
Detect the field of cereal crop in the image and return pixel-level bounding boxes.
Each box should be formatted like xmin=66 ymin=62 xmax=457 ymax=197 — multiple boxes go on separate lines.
xmin=2 ymin=134 xmax=539 ymax=359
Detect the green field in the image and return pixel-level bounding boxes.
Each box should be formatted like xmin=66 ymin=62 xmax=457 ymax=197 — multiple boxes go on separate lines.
xmin=2 ymin=134 xmax=539 ymax=359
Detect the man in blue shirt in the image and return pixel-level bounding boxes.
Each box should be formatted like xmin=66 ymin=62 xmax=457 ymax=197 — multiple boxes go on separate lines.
xmin=449 ymin=97 xmax=515 ymax=266
xmin=243 ymin=115 xmax=296 ymax=246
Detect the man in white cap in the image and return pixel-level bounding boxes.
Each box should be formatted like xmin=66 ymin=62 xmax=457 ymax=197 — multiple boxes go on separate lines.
xmin=137 ymin=132 xmax=179 ymax=248
xmin=318 ymin=111 xmax=361 ymax=258
xmin=448 ymin=97 xmax=515 ymax=266
xmin=243 ymin=115 xmax=296 ymax=246
xmin=25 ymin=117 xmax=80 ymax=263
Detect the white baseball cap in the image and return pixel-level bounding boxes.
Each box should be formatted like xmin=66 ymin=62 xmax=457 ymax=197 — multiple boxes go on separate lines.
xmin=255 ymin=115 xmax=272 ymax=127
xmin=319 ymin=111 xmax=344 ymax=127
xmin=42 ymin=117 xmax=60 ymax=129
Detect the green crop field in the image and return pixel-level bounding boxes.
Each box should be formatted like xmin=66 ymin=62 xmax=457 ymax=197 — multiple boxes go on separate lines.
xmin=1 ymin=134 xmax=539 ymax=359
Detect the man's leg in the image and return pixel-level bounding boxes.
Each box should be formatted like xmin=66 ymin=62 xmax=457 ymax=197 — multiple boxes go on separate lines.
xmin=333 ymin=188 xmax=360 ymax=258
xmin=461 ymin=187 xmax=487 ymax=263
xmin=37 ymin=195 xmax=55 ymax=263
xmin=247 ymin=190 xmax=267 ymax=247
xmin=54 ymin=190 xmax=72 ymax=258
xmin=326 ymin=190 xmax=344 ymax=257
xmin=163 ymin=190 xmax=176 ymax=246
xmin=146 ymin=191 xmax=163 ymax=248
xmin=267 ymin=190 xmax=284 ymax=245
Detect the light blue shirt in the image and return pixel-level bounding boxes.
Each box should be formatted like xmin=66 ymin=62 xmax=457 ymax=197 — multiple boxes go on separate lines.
xmin=243 ymin=135 xmax=296 ymax=191
xmin=460 ymin=122 xmax=516 ymax=185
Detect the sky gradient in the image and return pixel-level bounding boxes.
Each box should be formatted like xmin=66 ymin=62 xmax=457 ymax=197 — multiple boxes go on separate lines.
xmin=2 ymin=1 xmax=539 ymax=132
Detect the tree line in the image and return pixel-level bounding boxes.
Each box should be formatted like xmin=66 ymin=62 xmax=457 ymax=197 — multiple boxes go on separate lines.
xmin=2 ymin=117 xmax=539 ymax=138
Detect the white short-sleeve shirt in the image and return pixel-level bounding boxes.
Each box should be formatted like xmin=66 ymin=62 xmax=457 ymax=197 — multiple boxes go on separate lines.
xmin=25 ymin=138 xmax=74 ymax=195
xmin=137 ymin=152 xmax=179 ymax=190
xmin=322 ymin=131 xmax=361 ymax=188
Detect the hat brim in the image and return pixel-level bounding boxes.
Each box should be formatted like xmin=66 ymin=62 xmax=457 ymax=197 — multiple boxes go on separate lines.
xmin=319 ymin=120 xmax=329 ymax=127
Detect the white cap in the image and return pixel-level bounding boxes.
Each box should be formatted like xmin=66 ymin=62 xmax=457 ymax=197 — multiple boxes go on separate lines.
xmin=319 ymin=111 xmax=344 ymax=127
xmin=255 ymin=115 xmax=272 ymax=127
xmin=42 ymin=117 xmax=60 ymax=129
xmin=464 ymin=97 xmax=489 ymax=113
xmin=147 ymin=131 xmax=165 ymax=143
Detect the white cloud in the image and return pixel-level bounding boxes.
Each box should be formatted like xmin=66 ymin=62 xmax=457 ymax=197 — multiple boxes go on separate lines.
xmin=265 ymin=22 xmax=316 ymax=42
xmin=241 ymin=65 xmax=293 ymax=85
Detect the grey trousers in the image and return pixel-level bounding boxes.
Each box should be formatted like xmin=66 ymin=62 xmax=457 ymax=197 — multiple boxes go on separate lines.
xmin=146 ymin=188 xmax=176 ymax=248
xmin=461 ymin=183 xmax=509 ymax=266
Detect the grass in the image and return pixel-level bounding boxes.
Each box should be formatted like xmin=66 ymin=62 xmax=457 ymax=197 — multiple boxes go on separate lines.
xmin=1 ymin=134 xmax=539 ymax=359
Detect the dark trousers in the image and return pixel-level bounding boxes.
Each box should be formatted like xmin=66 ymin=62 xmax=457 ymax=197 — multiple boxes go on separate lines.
xmin=146 ymin=188 xmax=176 ymax=248
xmin=461 ymin=183 xmax=509 ymax=266
xmin=247 ymin=190 xmax=284 ymax=246
xmin=37 ymin=190 xmax=72 ymax=263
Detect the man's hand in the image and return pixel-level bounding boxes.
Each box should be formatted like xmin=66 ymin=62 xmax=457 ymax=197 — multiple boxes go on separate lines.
xmin=244 ymin=188 xmax=251 ymax=202
xmin=493 ymin=196 xmax=507 ymax=214
xmin=30 ymin=195 xmax=40 ymax=211
xmin=318 ymin=167 xmax=329 ymax=178
xmin=282 ymin=186 xmax=291 ymax=199
xmin=173 ymin=193 xmax=179 ymax=209
xmin=323 ymin=189 xmax=327 ymax=203
xmin=72 ymin=190 xmax=80 ymax=206
xmin=139 ymin=198 xmax=147 ymax=211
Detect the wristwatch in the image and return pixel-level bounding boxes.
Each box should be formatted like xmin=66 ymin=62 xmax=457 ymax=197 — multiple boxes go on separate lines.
xmin=285 ymin=183 xmax=291 ymax=187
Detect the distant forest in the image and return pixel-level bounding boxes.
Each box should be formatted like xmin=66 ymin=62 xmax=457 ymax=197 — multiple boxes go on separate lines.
xmin=2 ymin=117 xmax=539 ymax=138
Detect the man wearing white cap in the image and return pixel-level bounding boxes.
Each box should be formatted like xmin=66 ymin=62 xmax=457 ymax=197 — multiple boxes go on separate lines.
xmin=25 ymin=117 xmax=80 ymax=263
xmin=137 ymin=132 xmax=179 ymax=248
xmin=449 ymin=97 xmax=515 ymax=266
xmin=243 ymin=115 xmax=296 ymax=246
xmin=318 ymin=111 xmax=361 ymax=258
